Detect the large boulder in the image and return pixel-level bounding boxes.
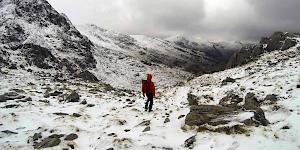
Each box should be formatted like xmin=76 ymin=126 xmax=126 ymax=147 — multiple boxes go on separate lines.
xmin=185 ymin=105 xmax=235 ymax=126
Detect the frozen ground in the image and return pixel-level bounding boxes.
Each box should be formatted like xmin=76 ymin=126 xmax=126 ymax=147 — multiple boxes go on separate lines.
xmin=0 ymin=43 xmax=299 ymax=150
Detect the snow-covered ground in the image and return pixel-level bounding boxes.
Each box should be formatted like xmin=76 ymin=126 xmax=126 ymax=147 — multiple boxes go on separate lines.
xmin=0 ymin=41 xmax=299 ymax=150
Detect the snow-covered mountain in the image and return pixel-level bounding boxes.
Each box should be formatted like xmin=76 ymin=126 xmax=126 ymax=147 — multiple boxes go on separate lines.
xmin=78 ymin=24 xmax=242 ymax=75
xmin=0 ymin=31 xmax=299 ymax=149
xmin=0 ymin=0 xmax=241 ymax=91
xmin=1 ymin=1 xmax=300 ymax=149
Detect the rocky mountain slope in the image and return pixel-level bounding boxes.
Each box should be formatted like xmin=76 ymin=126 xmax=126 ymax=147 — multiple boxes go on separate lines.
xmin=0 ymin=0 xmax=99 ymax=82
xmin=0 ymin=33 xmax=299 ymax=150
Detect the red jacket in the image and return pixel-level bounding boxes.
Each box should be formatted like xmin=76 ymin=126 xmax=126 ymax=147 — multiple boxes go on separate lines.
xmin=142 ymin=74 xmax=155 ymax=96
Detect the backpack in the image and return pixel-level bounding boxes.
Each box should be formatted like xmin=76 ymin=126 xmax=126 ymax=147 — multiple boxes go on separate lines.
xmin=142 ymin=80 xmax=151 ymax=93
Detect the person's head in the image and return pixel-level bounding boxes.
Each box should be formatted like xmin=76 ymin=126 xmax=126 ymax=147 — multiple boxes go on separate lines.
xmin=147 ymin=74 xmax=152 ymax=81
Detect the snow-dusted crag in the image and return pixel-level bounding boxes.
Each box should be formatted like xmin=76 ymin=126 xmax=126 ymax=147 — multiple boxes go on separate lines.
xmin=0 ymin=0 xmax=97 ymax=81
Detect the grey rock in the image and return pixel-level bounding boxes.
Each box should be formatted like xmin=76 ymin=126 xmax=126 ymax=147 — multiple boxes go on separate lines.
xmin=0 ymin=92 xmax=26 ymax=102
xmin=2 ymin=104 xmax=21 ymax=108
xmin=53 ymin=112 xmax=69 ymax=116
xmin=221 ymin=77 xmax=236 ymax=85
xmin=72 ymin=113 xmax=81 ymax=117
xmin=107 ymin=133 xmax=116 ymax=137
xmin=264 ymin=94 xmax=278 ymax=105
xmin=219 ymin=93 xmax=242 ymax=108
xmin=49 ymin=91 xmax=63 ymax=96
xmin=184 ymin=135 xmax=196 ymax=148
xmin=187 ymin=93 xmax=198 ymax=106
xmin=49 ymin=134 xmax=65 ymax=138
xmin=87 ymin=104 xmax=95 ymax=107
xmin=137 ymin=120 xmax=150 ymax=126
xmin=124 ymin=129 xmax=130 ymax=132
xmin=244 ymin=93 xmax=260 ymax=110
xmin=178 ymin=115 xmax=185 ymax=119
xmin=253 ymin=108 xmax=270 ymax=126
xmin=64 ymin=133 xmax=78 ymax=141
xmin=33 ymin=132 xmax=42 ymax=141
xmin=185 ymin=105 xmax=235 ymax=126
xmin=80 ymin=100 xmax=87 ymax=105
xmin=242 ymin=118 xmax=260 ymax=127
xmin=142 ymin=126 xmax=150 ymax=132
xmin=164 ymin=118 xmax=170 ymax=123
xmin=68 ymin=144 xmax=75 ymax=149
xmin=34 ymin=137 xmax=61 ymax=149
xmin=66 ymin=91 xmax=80 ymax=102
xmin=281 ymin=125 xmax=290 ymax=129
xmin=76 ymin=70 xmax=99 ymax=82
xmin=1 ymin=130 xmax=18 ymax=134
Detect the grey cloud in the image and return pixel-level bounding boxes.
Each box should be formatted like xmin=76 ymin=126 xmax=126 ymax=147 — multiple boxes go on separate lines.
xmin=47 ymin=0 xmax=300 ymax=41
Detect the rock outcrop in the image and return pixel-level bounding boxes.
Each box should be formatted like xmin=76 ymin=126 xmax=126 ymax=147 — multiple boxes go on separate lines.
xmin=227 ymin=32 xmax=299 ymax=68
xmin=185 ymin=92 xmax=270 ymax=132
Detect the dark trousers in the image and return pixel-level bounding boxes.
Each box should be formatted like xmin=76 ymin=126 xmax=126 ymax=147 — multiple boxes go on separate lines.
xmin=145 ymin=92 xmax=153 ymax=111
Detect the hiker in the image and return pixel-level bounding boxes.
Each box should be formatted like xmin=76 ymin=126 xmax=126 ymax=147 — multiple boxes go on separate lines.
xmin=142 ymin=74 xmax=155 ymax=112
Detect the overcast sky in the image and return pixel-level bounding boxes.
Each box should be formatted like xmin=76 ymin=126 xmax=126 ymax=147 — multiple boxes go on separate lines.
xmin=47 ymin=0 xmax=300 ymax=41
